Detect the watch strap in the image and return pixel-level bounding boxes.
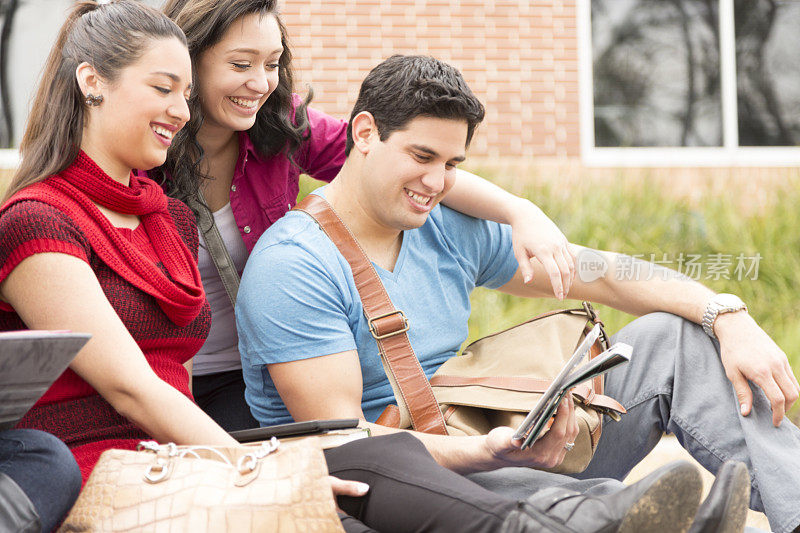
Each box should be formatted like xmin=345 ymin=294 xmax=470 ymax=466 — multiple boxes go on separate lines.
xmin=701 ymin=294 xmax=746 ymax=339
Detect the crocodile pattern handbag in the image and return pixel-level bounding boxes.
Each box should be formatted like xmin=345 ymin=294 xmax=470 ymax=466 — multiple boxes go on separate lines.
xmin=58 ymin=437 xmax=344 ymax=532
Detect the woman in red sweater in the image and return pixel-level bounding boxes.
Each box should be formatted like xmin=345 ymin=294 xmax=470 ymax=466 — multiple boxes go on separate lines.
xmin=0 ymin=3 xmax=381 ymax=517
xmin=0 ymin=0 xmax=239 ymax=482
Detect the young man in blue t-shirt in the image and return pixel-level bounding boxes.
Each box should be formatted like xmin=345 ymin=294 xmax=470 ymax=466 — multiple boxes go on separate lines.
xmin=237 ymin=55 xmax=800 ymax=532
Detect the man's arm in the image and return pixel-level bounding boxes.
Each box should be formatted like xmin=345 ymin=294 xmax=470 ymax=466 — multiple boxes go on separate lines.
xmin=267 ymin=349 xmax=580 ymax=475
xmin=499 ymin=245 xmax=800 ymax=425
xmin=240 ymin=224 xmax=570 ymax=473
xmin=443 ymin=169 xmax=575 ymax=299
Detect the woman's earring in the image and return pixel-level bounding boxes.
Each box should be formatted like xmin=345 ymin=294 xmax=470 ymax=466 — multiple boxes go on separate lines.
xmin=84 ymin=93 xmax=104 ymax=106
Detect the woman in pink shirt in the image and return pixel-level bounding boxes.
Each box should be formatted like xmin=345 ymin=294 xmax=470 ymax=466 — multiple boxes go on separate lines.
xmin=153 ymin=0 xmax=576 ymax=431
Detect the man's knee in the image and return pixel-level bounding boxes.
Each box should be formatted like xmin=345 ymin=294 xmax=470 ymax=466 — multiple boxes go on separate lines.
xmin=614 ymin=312 xmax=709 ymax=354
xmin=607 ymin=312 xmax=721 ymax=386
xmin=616 ymin=312 xmax=690 ymax=338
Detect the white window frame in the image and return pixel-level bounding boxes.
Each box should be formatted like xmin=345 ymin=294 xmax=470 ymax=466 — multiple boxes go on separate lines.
xmin=577 ymin=0 xmax=800 ymax=167
xmin=0 ymin=149 xmax=19 ymax=169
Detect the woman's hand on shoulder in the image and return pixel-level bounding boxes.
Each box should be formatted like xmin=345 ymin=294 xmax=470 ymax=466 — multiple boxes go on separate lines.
xmin=441 ymin=169 xmax=573 ymax=297
xmin=507 ymin=198 xmax=575 ymax=299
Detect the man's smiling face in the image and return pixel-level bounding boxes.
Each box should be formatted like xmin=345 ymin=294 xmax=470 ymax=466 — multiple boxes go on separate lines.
xmin=358 ymin=115 xmax=468 ymax=232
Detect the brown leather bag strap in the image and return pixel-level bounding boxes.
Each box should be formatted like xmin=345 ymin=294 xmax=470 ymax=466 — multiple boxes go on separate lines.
xmin=294 ymin=194 xmax=448 ymax=435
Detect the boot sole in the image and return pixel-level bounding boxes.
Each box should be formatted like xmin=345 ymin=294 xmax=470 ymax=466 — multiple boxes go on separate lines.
xmin=717 ymin=462 xmax=750 ymax=533
xmin=690 ymin=461 xmax=751 ymax=533
xmin=617 ymin=462 xmax=703 ymax=533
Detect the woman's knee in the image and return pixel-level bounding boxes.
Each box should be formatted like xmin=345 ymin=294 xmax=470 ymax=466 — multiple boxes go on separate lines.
xmin=40 ymin=432 xmax=80 ymax=492
xmin=360 ymin=432 xmax=429 ymax=462
xmin=326 ymin=432 xmax=432 ymax=472
xmin=23 ymin=429 xmax=74 ymax=464
xmin=7 ymin=430 xmax=81 ymax=499
xmin=0 ymin=429 xmax=81 ymax=530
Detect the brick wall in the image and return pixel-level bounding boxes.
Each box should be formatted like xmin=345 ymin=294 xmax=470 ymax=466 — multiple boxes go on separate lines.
xmin=281 ymin=0 xmax=580 ymax=161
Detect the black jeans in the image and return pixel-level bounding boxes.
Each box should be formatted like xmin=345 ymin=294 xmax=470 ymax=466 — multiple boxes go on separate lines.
xmin=0 ymin=429 xmax=81 ymax=532
xmin=325 ymin=433 xmax=517 ymax=533
xmin=192 ymin=369 xmax=258 ymax=432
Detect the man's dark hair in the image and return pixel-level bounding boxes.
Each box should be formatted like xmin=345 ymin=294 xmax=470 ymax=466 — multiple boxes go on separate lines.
xmin=345 ymin=55 xmax=485 ymax=155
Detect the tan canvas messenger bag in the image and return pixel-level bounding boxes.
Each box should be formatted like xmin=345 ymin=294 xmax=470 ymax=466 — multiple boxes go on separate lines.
xmin=295 ymin=195 xmax=625 ymax=473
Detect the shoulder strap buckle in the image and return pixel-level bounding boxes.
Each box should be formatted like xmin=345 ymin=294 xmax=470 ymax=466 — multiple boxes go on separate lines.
xmin=368 ymin=310 xmax=410 ymax=340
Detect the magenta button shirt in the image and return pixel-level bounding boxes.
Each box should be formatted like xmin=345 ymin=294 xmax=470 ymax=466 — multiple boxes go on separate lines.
xmin=229 ymin=97 xmax=347 ymax=252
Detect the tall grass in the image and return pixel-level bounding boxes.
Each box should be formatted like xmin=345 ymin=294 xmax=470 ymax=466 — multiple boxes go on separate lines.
xmin=299 ymin=169 xmax=800 ymax=418
xmin=465 ymin=176 xmax=800 ymax=367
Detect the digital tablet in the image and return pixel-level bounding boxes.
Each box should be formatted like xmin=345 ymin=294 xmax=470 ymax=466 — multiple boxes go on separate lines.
xmin=230 ymin=418 xmax=360 ymax=443
xmin=514 ymin=341 xmax=632 ymax=449
xmin=512 ymin=324 xmax=603 ymax=443
xmin=1 ymin=330 xmax=90 ymax=431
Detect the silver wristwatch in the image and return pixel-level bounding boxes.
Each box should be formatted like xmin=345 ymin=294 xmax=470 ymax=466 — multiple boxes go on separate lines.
xmin=701 ymin=293 xmax=747 ymax=339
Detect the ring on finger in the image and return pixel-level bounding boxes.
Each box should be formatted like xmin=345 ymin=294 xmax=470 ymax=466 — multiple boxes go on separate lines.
xmin=564 ymin=442 xmax=575 ymax=451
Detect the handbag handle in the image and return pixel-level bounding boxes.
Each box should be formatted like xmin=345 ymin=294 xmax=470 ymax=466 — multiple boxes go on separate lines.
xmin=294 ymin=194 xmax=448 ymax=435
xmin=136 ymin=438 xmax=281 ymax=483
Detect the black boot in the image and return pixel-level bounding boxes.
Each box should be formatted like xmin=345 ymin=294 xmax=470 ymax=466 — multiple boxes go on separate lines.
xmin=688 ymin=461 xmax=750 ymax=533
xmin=501 ymin=461 xmax=703 ymax=533
xmin=0 ymin=472 xmax=41 ymax=533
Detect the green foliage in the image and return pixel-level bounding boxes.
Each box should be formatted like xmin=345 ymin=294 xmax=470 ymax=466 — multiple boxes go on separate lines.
xmin=299 ymin=172 xmax=800 ymax=378
xmin=467 ymin=177 xmax=800 ymax=359
xmin=298 ymin=174 xmax=325 ymax=199
xmin=306 ymin=172 xmax=800 ymax=419
xmin=464 ymin=173 xmax=800 ymax=419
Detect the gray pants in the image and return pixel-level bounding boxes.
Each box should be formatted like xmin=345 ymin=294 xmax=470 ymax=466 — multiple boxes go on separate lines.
xmin=468 ymin=312 xmax=800 ymax=533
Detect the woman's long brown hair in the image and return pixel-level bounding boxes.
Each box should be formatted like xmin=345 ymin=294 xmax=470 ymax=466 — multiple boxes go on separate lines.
xmin=2 ymin=0 xmax=186 ymax=202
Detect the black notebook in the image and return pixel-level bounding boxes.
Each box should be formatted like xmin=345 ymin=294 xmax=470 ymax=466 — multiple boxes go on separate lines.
xmin=0 ymin=330 xmax=90 ymax=431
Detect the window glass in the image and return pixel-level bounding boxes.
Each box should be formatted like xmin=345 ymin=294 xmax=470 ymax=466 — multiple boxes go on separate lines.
xmin=0 ymin=0 xmax=165 ymax=149
xmin=1 ymin=0 xmax=75 ymax=148
xmin=592 ymin=0 xmax=722 ymax=147
xmin=735 ymin=0 xmax=800 ymax=146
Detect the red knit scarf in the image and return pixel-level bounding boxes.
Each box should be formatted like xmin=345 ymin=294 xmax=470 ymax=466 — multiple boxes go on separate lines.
xmin=2 ymin=152 xmax=205 ymax=326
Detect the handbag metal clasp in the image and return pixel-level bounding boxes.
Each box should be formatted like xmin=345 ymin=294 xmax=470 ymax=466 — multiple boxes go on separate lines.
xmin=237 ymin=437 xmax=280 ymax=474
xmin=144 ymin=457 xmax=171 ymax=483
xmin=138 ymin=442 xmax=178 ymax=483
xmin=368 ymin=310 xmax=410 ymax=340
xmin=137 ymin=440 xmax=161 ymax=452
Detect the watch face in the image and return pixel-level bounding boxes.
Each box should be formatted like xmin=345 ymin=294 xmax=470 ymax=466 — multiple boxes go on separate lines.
xmin=716 ymin=293 xmax=744 ymax=310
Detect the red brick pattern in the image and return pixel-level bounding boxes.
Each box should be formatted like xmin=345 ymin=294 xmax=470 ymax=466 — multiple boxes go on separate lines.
xmin=281 ymin=0 xmax=579 ymax=159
